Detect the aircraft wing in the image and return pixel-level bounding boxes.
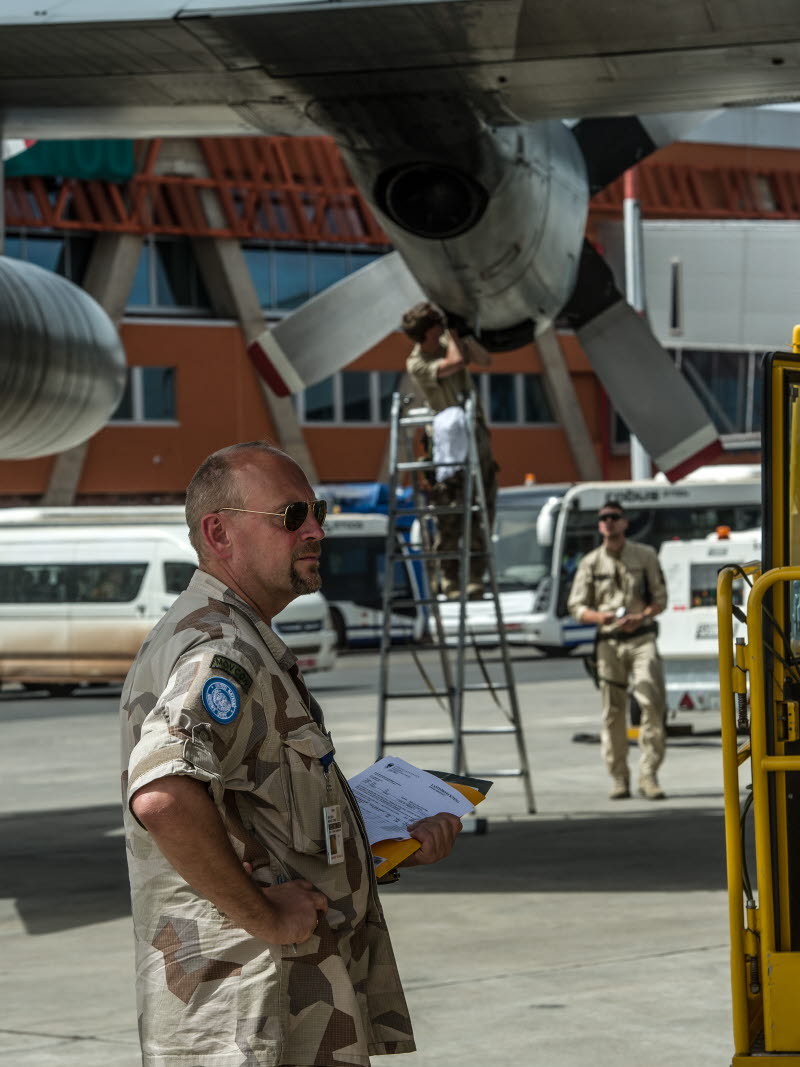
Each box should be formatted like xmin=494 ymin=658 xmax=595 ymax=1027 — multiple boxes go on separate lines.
xmin=1 ymin=1 xmax=800 ymax=138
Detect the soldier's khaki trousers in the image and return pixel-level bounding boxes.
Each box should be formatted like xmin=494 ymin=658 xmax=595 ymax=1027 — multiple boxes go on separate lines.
xmin=432 ymin=430 xmax=497 ymax=591
xmin=597 ymin=632 xmax=667 ymax=782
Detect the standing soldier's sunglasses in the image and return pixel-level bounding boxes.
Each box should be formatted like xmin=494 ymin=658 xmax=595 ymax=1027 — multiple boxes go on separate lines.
xmin=219 ymin=500 xmax=327 ymax=531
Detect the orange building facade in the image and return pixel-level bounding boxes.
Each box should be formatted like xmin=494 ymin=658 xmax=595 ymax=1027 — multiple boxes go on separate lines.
xmin=1 ymin=134 xmax=782 ymax=503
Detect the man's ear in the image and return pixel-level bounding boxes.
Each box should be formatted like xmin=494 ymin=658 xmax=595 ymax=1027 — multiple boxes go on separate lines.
xmin=200 ymin=513 xmax=234 ymax=560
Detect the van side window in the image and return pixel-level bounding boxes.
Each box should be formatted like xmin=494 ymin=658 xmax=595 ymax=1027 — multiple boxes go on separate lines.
xmin=164 ymin=562 xmax=196 ymax=595
xmin=0 ymin=563 xmax=147 ymax=603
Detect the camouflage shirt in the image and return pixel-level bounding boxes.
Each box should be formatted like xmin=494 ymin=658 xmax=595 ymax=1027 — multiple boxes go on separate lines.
xmin=121 ymin=569 xmax=414 ymax=1067
xmin=406 ymin=336 xmax=486 ymax=423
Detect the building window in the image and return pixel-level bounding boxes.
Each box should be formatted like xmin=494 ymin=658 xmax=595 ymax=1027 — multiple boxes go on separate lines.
xmin=304 ymin=376 xmax=336 ymax=423
xmin=478 ymin=373 xmax=554 ymax=425
xmin=127 ymin=236 xmax=210 ymax=313
xmin=674 ymin=347 xmax=763 ymax=446
xmin=4 ymin=230 xmax=93 ymax=283
xmin=241 ymin=244 xmax=388 ymax=313
xmin=298 ymin=370 xmax=553 ymax=426
xmin=110 ymin=367 xmax=177 ymax=424
xmin=342 ymin=371 xmax=372 ymax=422
xmin=611 ymin=348 xmax=763 ymax=455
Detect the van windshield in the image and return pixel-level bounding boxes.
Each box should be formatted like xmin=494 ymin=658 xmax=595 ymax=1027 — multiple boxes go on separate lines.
xmin=0 ymin=563 xmax=147 ymax=603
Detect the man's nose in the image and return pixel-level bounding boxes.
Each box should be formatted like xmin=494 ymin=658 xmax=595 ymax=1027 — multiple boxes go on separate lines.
xmin=302 ymin=518 xmax=325 ymax=540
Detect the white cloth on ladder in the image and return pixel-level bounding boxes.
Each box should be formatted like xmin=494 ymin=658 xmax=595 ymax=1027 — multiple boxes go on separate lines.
xmin=432 ymin=405 xmax=469 ymax=483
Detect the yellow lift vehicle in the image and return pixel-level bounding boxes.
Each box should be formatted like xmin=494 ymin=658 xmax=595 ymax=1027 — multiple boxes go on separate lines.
xmin=718 ymin=328 xmax=800 ymax=1063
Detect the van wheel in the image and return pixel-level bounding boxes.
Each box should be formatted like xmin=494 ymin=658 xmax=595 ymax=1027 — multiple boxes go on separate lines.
xmin=330 ymin=608 xmax=347 ymax=650
xmin=46 ymin=684 xmax=75 ymax=698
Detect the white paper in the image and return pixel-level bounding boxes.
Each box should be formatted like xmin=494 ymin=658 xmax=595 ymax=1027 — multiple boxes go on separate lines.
xmin=348 ymin=756 xmax=474 ymax=845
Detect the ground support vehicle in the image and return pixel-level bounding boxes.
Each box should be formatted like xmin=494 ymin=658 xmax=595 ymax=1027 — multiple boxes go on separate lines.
xmin=718 ymin=336 xmax=800 ymax=1063
xmin=659 ymin=529 xmax=760 ymax=712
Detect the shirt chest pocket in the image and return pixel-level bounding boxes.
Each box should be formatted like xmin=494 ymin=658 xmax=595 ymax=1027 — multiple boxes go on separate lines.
xmin=280 ymin=721 xmax=344 ymax=855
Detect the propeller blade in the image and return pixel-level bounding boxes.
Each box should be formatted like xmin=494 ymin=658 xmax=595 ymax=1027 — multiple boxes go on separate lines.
xmin=572 ymin=110 xmax=720 ymax=195
xmin=564 ymin=240 xmax=722 ymax=481
xmin=248 ymin=251 xmax=424 ymax=396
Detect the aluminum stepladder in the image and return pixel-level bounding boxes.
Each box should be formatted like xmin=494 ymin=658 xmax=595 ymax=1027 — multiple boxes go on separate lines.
xmin=375 ymin=391 xmax=536 ymax=813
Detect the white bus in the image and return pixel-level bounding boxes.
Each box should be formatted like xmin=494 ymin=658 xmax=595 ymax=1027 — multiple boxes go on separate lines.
xmin=658 ymin=527 xmax=760 ymax=711
xmin=437 ymin=465 xmax=762 ymax=653
xmin=318 ymin=513 xmax=426 ymax=647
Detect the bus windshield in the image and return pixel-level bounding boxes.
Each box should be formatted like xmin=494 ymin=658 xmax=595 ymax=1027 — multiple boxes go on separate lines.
xmin=557 ymin=499 xmax=762 ymax=615
xmin=493 ymin=502 xmax=555 ymax=590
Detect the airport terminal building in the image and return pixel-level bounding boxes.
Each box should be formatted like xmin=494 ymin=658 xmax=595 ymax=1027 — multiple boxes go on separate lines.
xmin=1 ymin=110 xmax=796 ymax=504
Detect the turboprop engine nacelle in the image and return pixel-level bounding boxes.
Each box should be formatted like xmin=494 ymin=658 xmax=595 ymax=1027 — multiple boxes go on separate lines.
xmin=339 ymin=120 xmax=589 ymax=350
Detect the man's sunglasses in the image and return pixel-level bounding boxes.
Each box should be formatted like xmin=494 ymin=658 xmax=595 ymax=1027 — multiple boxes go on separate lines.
xmin=598 ymin=512 xmax=623 ymax=522
xmin=219 ymin=500 xmax=327 ymax=531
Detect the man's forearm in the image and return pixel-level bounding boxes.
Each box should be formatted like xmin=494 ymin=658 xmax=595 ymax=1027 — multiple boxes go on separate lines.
xmin=131 ymin=775 xmax=281 ymax=941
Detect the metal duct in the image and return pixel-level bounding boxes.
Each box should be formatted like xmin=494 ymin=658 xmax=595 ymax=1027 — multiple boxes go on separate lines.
xmin=0 ymin=256 xmax=127 ymax=459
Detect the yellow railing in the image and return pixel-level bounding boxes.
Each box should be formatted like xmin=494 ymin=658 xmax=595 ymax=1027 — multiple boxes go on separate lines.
xmin=720 ymin=563 xmax=800 ymax=1061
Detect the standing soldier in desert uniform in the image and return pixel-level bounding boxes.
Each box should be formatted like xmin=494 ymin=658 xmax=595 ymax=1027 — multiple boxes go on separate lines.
xmin=568 ymin=500 xmax=668 ymax=801
xmin=121 ymin=441 xmax=461 ymax=1067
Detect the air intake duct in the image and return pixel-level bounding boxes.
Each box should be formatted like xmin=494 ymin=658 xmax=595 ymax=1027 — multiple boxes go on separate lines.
xmin=0 ymin=257 xmax=127 ymax=459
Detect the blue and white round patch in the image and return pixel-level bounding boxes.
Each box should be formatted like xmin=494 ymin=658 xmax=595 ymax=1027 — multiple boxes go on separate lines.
xmin=202 ymin=677 xmax=241 ymax=725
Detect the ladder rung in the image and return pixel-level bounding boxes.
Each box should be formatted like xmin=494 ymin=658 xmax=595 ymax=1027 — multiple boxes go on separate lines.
xmin=383 ymin=684 xmax=511 ymax=699
xmin=382 ymin=729 xmax=518 ymax=745
xmin=393 ymin=504 xmax=477 ymax=516
xmin=391 ymin=549 xmax=483 ymax=561
xmin=397 ymin=460 xmax=437 ymax=471
xmin=390 ymin=596 xmax=447 ymax=607
xmin=383 ymin=737 xmax=460 ymax=745
xmin=399 ymin=414 xmax=436 ymax=426
xmin=403 ymin=641 xmax=502 ymax=652
xmin=474 ymin=769 xmax=527 ymax=778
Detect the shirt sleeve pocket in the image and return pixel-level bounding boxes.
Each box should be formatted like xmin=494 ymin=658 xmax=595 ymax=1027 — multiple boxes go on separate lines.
xmin=280 ymin=721 xmax=341 ymax=855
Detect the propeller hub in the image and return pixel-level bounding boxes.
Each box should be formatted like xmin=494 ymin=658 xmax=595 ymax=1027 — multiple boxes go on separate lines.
xmin=375 ymin=163 xmax=488 ymax=239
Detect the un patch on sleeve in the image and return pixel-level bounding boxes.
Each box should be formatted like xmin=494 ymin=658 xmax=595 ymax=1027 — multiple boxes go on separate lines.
xmin=202 ymin=677 xmax=241 ymax=725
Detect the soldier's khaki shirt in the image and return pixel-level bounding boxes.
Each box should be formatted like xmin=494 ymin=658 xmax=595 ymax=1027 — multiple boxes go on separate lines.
xmin=121 ymin=570 xmax=413 ymax=1067
xmin=406 ymin=337 xmax=486 ymax=422
xmin=567 ymin=541 xmax=667 ymax=636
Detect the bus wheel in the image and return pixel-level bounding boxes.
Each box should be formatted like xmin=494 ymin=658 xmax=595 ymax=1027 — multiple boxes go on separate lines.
xmin=330 ymin=608 xmax=347 ymax=650
xmin=46 ymin=684 xmax=75 ymax=698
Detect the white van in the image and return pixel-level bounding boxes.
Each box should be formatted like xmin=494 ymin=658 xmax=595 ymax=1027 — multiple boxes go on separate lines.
xmin=658 ymin=527 xmax=760 ymax=711
xmin=0 ymin=507 xmax=337 ymax=694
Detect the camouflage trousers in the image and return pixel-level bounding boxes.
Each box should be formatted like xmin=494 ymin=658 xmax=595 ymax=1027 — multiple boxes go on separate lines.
xmin=429 ymin=432 xmax=498 ymax=592
xmin=597 ymin=632 xmax=667 ymax=781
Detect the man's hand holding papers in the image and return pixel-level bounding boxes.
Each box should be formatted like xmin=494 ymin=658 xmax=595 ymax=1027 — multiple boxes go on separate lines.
xmin=348 ymin=756 xmax=491 ymax=877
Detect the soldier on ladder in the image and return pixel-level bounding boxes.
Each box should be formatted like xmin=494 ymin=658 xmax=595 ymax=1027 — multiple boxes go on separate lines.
xmin=401 ymin=301 xmax=499 ymax=601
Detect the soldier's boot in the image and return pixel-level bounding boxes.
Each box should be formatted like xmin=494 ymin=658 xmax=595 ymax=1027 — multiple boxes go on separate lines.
xmin=608 ymin=778 xmax=630 ymax=800
xmin=638 ymin=776 xmax=666 ymax=800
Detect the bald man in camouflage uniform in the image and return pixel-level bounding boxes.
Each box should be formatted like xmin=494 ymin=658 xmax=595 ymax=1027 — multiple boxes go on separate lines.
xmin=568 ymin=500 xmax=668 ymax=802
xmin=402 ymin=302 xmax=497 ymax=600
xmin=121 ymin=442 xmax=461 ymax=1067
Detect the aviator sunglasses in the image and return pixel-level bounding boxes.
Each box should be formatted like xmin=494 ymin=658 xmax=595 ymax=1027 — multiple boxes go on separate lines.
xmin=219 ymin=499 xmax=327 ymax=532
xmin=598 ymin=511 xmax=623 ymax=522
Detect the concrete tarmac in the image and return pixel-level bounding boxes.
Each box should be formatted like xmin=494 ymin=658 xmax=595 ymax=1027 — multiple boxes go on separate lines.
xmin=0 ymin=652 xmax=736 ymax=1066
